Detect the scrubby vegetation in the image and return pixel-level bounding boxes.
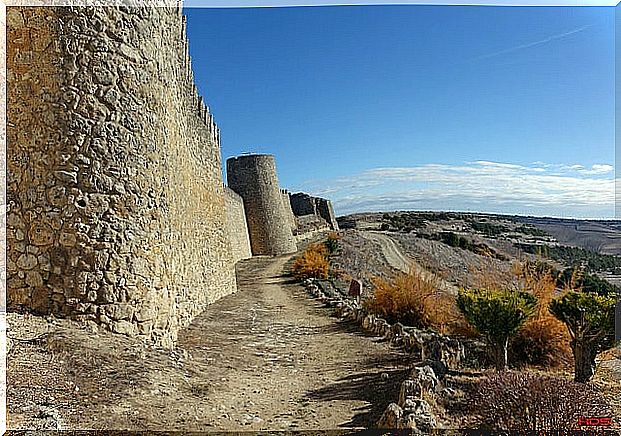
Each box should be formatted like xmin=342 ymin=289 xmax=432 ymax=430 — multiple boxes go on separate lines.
xmin=432 ymin=232 xmax=507 ymax=261
xmin=513 ymin=224 xmax=550 ymax=237
xmin=510 ymin=261 xmax=572 ymax=368
xmin=457 ymin=288 xmax=538 ymax=370
xmin=363 ymin=269 xmax=467 ymax=334
xmin=379 ymin=211 xmax=455 ymax=232
xmin=291 ymin=243 xmax=330 ymax=280
xmin=472 ymin=371 xmax=611 ymax=430
xmin=324 ymin=232 xmax=340 ymax=255
xmin=328 ymin=216 xmax=620 ymax=429
xmin=550 ymin=291 xmax=618 ymax=382
xmin=516 ymin=243 xmax=621 ymax=275
xmin=556 ymin=266 xmax=619 ymax=296
xmin=468 ymin=221 xmax=509 ymax=237
xmin=292 ymin=234 xmax=342 ymax=281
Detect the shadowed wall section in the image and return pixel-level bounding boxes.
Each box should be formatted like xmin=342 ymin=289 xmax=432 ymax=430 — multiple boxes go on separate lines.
xmin=290 ymin=193 xmax=339 ymax=231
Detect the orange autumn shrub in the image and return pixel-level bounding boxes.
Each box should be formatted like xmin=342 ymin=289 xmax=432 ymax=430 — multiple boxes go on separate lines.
xmin=511 ymin=261 xmax=572 ymax=368
xmin=292 ymin=243 xmax=330 ymax=280
xmin=364 ymin=267 xmax=466 ymax=334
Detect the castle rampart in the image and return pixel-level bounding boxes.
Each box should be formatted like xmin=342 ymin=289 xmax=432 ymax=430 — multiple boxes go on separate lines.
xmin=226 ymin=155 xmax=297 ymax=256
xmin=224 ymin=187 xmax=252 ymax=263
xmin=7 ymin=6 xmax=236 ymax=347
xmin=315 ymin=198 xmax=339 ymax=231
xmin=290 ymin=193 xmax=338 ymax=231
xmin=290 ymin=193 xmax=318 ymax=216
xmin=7 ymin=5 xmax=341 ymax=347
xmin=279 ymin=189 xmax=297 ymax=232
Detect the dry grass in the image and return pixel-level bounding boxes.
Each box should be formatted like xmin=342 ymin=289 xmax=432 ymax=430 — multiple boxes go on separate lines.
xmin=292 ymin=243 xmax=330 ymax=280
xmin=511 ymin=261 xmax=573 ymax=368
xmin=363 ymin=267 xmax=471 ymax=335
xmin=468 ymin=260 xmax=514 ymax=292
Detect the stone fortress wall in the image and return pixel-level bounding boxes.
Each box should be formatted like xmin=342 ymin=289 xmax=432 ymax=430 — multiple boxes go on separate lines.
xmin=290 ymin=193 xmax=339 ymax=231
xmin=290 ymin=192 xmax=318 ymax=216
xmin=280 ymin=189 xmax=297 ymax=232
xmin=224 ymin=187 xmax=252 ymax=264
xmin=7 ymin=5 xmax=338 ymax=347
xmin=7 ymin=6 xmax=237 ymax=347
xmin=226 ymin=155 xmax=297 ymax=256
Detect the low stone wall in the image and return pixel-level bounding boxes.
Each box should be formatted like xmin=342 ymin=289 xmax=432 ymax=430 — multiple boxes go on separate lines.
xmin=294 ymin=214 xmax=330 ymax=236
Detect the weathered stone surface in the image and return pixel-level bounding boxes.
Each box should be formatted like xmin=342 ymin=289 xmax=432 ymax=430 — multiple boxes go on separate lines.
xmin=7 ymin=6 xmax=239 ymax=348
xmin=224 ymin=188 xmax=252 ymax=263
xmin=402 ymin=398 xmax=436 ymax=432
xmin=411 ymin=365 xmax=439 ymax=393
xmin=377 ymin=403 xmax=402 ymax=429
xmin=399 ymin=379 xmax=423 ymax=405
xmin=112 ymin=320 xmax=137 ymax=337
xmin=100 ymin=303 xmax=134 ymax=321
xmin=16 ymin=254 xmax=38 ymax=270
xmin=289 ymin=192 xmax=338 ymax=231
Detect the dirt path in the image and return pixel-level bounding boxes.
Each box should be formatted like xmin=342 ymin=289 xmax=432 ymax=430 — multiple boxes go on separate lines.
xmin=361 ymin=232 xmax=411 ymax=273
xmin=7 ymin=253 xmax=411 ymax=431
xmin=361 ymin=231 xmax=459 ymax=294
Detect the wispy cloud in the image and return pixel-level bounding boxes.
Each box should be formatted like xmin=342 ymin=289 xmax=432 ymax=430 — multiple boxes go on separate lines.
xmin=292 ymin=160 xmax=615 ymax=219
xmin=469 ymin=24 xmax=594 ymax=62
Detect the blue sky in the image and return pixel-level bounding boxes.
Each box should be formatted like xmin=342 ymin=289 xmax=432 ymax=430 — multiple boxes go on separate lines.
xmin=185 ymin=5 xmax=616 ymax=218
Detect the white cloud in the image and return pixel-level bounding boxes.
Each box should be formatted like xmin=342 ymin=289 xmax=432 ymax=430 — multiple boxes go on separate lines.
xmin=292 ymin=160 xmax=616 ymax=219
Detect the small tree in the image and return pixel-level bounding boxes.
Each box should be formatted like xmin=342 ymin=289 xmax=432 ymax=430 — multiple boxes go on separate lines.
xmin=549 ymin=291 xmax=617 ymax=382
xmin=324 ymin=232 xmax=340 ymax=255
xmin=457 ymin=288 xmax=537 ymax=370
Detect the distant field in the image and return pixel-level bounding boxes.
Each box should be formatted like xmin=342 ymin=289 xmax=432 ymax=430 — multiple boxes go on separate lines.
xmin=513 ymin=216 xmax=621 ymax=256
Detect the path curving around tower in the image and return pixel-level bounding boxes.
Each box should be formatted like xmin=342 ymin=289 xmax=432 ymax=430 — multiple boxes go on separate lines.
xmin=7 ymin=250 xmax=411 ymax=431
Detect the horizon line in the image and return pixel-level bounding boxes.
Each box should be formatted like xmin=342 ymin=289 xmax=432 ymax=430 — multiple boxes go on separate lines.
xmin=335 ymin=208 xmax=620 ymax=221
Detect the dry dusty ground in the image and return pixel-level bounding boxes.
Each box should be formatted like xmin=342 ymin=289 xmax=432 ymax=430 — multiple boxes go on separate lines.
xmin=6 ymin=252 xmax=412 ymax=432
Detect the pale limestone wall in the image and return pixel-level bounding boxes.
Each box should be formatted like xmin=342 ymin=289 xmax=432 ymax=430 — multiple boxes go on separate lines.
xmin=224 ymin=187 xmax=252 ymax=264
xmin=280 ymin=189 xmax=297 ymax=232
xmin=6 ymin=6 xmax=236 ymax=347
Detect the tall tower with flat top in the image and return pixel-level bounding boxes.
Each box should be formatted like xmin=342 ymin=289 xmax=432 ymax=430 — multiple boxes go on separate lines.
xmin=226 ymin=154 xmax=297 ymax=255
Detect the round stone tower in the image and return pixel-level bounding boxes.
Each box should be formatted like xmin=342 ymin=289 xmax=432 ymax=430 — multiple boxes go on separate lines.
xmin=227 ymin=154 xmax=297 ymax=255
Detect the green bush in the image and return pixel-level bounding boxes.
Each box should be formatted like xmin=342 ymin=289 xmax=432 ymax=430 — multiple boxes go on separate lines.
xmin=324 ymin=232 xmax=340 ymax=254
xmin=457 ymin=288 xmax=538 ymax=370
xmin=549 ymin=291 xmax=618 ymax=382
